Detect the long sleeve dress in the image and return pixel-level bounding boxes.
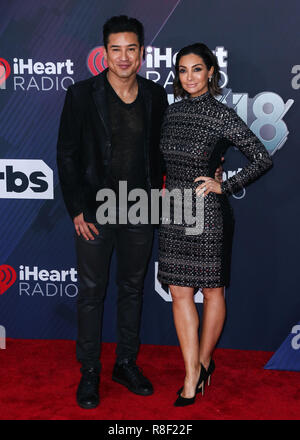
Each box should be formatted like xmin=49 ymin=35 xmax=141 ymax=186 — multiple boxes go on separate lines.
xmin=157 ymin=90 xmax=273 ymax=288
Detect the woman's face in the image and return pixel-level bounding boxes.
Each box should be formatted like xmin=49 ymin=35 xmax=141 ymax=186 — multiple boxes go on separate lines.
xmin=178 ymin=53 xmax=214 ymax=97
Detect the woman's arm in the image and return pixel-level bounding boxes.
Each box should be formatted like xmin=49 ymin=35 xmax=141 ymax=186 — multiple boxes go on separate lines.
xmin=220 ymin=107 xmax=273 ymax=196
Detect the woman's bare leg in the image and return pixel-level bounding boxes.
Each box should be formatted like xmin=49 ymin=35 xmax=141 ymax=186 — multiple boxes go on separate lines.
xmin=170 ymin=284 xmax=201 ymax=398
xmin=199 ymin=287 xmax=226 ymax=369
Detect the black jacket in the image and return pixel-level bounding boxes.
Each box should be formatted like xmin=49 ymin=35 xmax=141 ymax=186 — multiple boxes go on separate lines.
xmin=56 ymin=69 xmax=168 ymax=221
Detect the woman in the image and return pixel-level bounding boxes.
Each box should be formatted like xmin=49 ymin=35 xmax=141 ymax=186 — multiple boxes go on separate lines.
xmin=157 ymin=43 xmax=273 ymax=406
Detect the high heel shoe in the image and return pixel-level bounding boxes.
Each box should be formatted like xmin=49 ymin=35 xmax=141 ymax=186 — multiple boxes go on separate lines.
xmin=177 ymin=363 xmax=207 ymax=396
xmin=196 ymin=362 xmax=208 ymax=396
xmin=174 ymin=363 xmax=207 ymax=407
xmin=206 ymin=358 xmax=215 ymax=386
xmin=198 ymin=358 xmax=215 ymax=392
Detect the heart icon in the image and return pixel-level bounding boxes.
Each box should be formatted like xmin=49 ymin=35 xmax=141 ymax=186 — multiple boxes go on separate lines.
xmin=0 ymin=58 xmax=11 ymax=87
xmin=0 ymin=265 xmax=17 ymax=295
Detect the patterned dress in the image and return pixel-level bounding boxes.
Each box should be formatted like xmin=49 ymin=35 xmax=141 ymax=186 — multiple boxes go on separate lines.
xmin=157 ymin=91 xmax=273 ymax=288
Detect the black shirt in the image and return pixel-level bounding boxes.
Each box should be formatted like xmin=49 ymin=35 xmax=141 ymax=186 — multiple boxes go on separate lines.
xmin=105 ymin=76 xmax=147 ymax=196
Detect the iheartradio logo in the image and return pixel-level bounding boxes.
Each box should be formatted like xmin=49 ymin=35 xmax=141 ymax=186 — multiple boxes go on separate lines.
xmin=87 ymin=46 xmax=108 ymax=75
xmin=0 ymin=58 xmax=11 ymax=88
xmin=0 ymin=265 xmax=17 ymax=295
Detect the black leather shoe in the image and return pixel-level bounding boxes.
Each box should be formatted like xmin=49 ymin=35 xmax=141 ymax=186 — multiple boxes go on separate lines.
xmin=112 ymin=359 xmax=153 ymax=396
xmin=76 ymin=367 xmax=100 ymax=409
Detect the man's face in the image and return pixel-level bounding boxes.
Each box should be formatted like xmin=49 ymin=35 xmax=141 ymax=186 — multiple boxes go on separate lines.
xmin=104 ymin=32 xmax=143 ymax=79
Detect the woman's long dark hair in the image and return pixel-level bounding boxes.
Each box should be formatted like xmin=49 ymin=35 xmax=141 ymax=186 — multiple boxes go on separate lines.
xmin=173 ymin=43 xmax=221 ymax=99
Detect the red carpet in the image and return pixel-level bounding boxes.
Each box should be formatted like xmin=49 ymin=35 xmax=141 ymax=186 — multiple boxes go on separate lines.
xmin=0 ymin=338 xmax=299 ymax=420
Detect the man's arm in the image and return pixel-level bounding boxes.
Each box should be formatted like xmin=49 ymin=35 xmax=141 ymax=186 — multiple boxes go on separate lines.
xmin=56 ymin=86 xmax=86 ymax=220
xmin=56 ymin=86 xmax=99 ymax=240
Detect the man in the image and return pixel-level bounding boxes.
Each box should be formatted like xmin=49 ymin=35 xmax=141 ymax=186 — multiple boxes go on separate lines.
xmin=57 ymin=15 xmax=168 ymax=409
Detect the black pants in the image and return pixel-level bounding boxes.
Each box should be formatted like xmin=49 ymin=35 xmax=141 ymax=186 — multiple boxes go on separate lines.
xmin=75 ymin=222 xmax=154 ymax=372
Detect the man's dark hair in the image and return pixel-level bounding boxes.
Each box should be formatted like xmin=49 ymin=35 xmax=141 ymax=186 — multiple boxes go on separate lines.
xmin=103 ymin=15 xmax=145 ymax=49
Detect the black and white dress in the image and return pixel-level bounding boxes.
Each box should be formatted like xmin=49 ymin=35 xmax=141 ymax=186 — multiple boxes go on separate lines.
xmin=157 ymin=91 xmax=272 ymax=288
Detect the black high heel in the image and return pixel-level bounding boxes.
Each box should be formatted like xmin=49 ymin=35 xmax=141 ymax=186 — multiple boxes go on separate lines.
xmin=174 ymin=363 xmax=207 ymax=407
xmin=198 ymin=359 xmax=215 ymax=392
xmin=196 ymin=362 xmax=208 ymax=396
xmin=177 ymin=363 xmax=208 ymax=396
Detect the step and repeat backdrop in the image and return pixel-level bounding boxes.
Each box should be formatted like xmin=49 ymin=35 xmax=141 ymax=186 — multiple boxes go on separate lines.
xmin=0 ymin=0 xmax=299 ymax=351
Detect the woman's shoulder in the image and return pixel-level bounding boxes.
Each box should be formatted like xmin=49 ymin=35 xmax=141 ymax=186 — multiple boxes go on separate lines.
xmin=207 ymin=95 xmax=238 ymax=123
xmin=169 ymin=98 xmax=186 ymax=108
xmin=165 ymin=94 xmax=236 ymax=120
xmin=212 ymin=96 xmax=237 ymax=113
xmin=165 ymin=98 xmax=189 ymax=114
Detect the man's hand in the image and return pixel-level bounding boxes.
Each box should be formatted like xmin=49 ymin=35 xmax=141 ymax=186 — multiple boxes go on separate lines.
xmin=74 ymin=213 xmax=99 ymax=240
xmin=214 ymin=156 xmax=224 ymax=183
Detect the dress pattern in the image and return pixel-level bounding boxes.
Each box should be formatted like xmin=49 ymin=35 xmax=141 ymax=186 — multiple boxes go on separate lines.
xmin=157 ymin=91 xmax=273 ymax=288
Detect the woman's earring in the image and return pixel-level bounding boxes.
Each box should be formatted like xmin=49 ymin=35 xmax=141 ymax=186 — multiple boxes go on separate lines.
xmin=209 ymin=77 xmax=212 ymax=82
